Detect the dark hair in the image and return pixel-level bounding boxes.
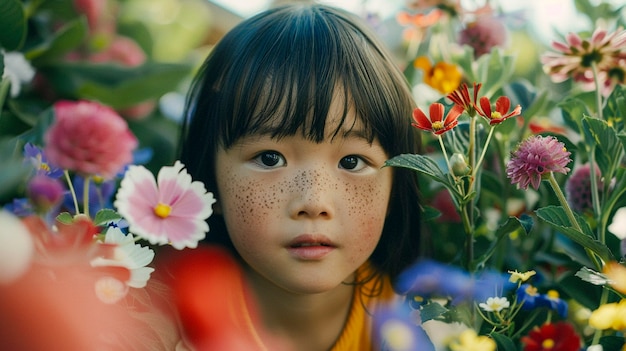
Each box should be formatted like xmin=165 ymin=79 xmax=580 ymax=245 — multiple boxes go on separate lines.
xmin=179 ymin=4 xmax=423 ymax=285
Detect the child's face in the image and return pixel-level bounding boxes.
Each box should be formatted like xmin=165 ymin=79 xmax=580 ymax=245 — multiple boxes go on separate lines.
xmin=214 ymin=102 xmax=393 ymax=295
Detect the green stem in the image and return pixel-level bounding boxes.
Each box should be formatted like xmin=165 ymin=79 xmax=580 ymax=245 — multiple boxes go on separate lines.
xmin=548 ymin=172 xmax=603 ymax=270
xmin=547 ymin=172 xmax=582 ymax=232
xmin=589 ymin=151 xmax=603 ymax=242
xmin=438 ymin=135 xmax=453 ymax=175
xmin=473 ymin=126 xmax=495 ymax=178
xmin=589 ymin=62 xmax=604 ymax=243
xmin=83 ymin=176 xmax=91 ymax=218
xmin=0 ymin=78 xmax=10 ymax=113
xmin=64 ymin=170 xmax=80 ymax=215
xmin=591 ymin=62 xmax=604 ymax=120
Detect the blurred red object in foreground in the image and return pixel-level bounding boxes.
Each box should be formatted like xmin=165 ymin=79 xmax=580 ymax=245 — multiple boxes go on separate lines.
xmin=162 ymin=245 xmax=290 ymax=350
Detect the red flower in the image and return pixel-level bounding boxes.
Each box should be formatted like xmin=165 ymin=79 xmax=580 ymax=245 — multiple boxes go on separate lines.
xmin=447 ymin=82 xmax=482 ymax=117
xmin=412 ymin=103 xmax=464 ymax=135
xmin=44 ymin=100 xmax=138 ymax=179
xmin=521 ymin=322 xmax=581 ymax=351
xmin=477 ymin=96 xmax=522 ymax=125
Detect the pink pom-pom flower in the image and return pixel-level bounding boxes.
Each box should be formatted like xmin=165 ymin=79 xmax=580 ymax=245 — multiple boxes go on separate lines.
xmin=506 ymin=135 xmax=572 ymax=190
xmin=44 ymin=100 xmax=138 ymax=179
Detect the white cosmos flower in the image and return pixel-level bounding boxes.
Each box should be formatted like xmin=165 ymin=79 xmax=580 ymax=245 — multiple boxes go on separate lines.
xmin=91 ymin=226 xmax=155 ymax=288
xmin=2 ymin=51 xmax=35 ymax=97
xmin=479 ymin=296 xmax=510 ymax=312
xmin=608 ymin=207 xmax=626 ymax=240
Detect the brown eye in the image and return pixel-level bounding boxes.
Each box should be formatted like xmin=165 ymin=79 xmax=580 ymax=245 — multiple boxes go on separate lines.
xmin=254 ymin=151 xmax=285 ymax=168
xmin=339 ymin=155 xmax=366 ymax=171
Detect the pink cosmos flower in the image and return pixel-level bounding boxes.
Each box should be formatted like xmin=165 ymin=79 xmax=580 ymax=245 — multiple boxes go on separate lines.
xmin=541 ymin=27 xmax=626 ymax=85
xmin=506 ymin=136 xmax=572 ymax=190
xmin=412 ymin=103 xmax=464 ymax=135
xmin=477 ymin=96 xmax=522 ymax=125
xmin=114 ymin=161 xmax=216 ymax=250
xmin=44 ymin=100 xmax=138 ymax=179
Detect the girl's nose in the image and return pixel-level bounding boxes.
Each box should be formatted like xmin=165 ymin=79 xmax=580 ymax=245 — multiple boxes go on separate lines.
xmin=288 ymin=168 xmax=335 ymax=219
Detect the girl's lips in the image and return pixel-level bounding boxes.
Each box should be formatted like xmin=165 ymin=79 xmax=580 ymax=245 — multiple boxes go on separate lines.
xmin=286 ymin=234 xmax=336 ymax=260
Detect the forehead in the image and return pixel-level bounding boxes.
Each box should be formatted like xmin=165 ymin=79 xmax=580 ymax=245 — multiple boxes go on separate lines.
xmin=238 ymin=82 xmax=371 ymax=145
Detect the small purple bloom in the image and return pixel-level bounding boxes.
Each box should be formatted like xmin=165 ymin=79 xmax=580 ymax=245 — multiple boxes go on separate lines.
xmin=4 ymin=198 xmax=33 ymax=217
xmin=506 ymin=135 xmax=572 ymax=190
xmin=27 ymin=175 xmax=65 ymax=213
xmin=23 ymin=142 xmax=63 ymax=178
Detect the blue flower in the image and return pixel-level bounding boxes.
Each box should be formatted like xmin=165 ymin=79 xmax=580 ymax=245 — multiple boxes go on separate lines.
xmin=23 ymin=143 xmax=63 ymax=178
xmin=537 ymin=290 xmax=568 ymax=318
xmin=396 ymin=260 xmax=513 ymax=305
xmin=516 ymin=283 xmax=541 ymax=309
xmin=374 ymin=303 xmax=435 ymax=351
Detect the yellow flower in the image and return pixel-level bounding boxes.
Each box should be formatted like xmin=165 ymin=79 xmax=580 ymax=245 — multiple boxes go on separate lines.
xmin=448 ymin=329 xmax=496 ymax=351
xmin=589 ymin=299 xmax=626 ymax=331
xmin=508 ymin=270 xmax=536 ymax=283
xmin=413 ymin=56 xmax=463 ymax=94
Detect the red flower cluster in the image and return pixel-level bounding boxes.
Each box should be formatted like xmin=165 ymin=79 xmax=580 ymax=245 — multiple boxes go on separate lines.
xmin=521 ymin=322 xmax=581 ymax=351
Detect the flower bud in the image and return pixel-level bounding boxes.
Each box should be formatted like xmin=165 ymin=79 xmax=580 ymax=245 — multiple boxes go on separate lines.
xmin=26 ymin=175 xmax=65 ymax=213
xmin=450 ymin=153 xmax=470 ymax=176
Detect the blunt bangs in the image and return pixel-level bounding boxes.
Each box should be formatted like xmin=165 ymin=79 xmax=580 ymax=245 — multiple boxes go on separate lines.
xmin=193 ymin=5 xmax=413 ymax=152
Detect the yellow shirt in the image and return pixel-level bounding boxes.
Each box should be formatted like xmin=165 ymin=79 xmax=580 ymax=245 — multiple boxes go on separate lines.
xmin=330 ymin=263 xmax=398 ymax=351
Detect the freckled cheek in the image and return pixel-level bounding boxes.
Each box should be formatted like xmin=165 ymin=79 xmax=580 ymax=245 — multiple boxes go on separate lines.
xmin=343 ymin=176 xmax=392 ymax=258
xmin=216 ymin=167 xmax=282 ymax=235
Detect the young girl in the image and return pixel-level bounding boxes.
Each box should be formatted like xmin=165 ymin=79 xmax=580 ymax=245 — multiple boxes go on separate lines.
xmin=177 ymin=3 xmax=424 ymax=350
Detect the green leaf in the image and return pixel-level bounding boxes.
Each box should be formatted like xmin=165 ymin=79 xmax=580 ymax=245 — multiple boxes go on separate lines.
xmin=490 ymin=332 xmax=517 ymax=351
xmin=582 ymin=117 xmax=624 ymax=181
xmin=93 ymin=209 xmax=122 ymax=227
xmin=471 ymin=215 xmax=533 ymax=271
xmin=603 ymin=84 xmax=625 ymax=131
xmin=560 ymin=270 xmax=604 ymax=310
xmin=0 ymin=0 xmax=26 ymax=51
xmin=385 ymin=154 xmax=461 ymax=198
xmin=28 ymin=17 xmax=88 ymax=63
xmin=559 ymin=98 xmax=589 ymax=136
xmin=420 ymin=301 xmax=448 ymax=322
xmin=535 ymin=206 xmax=614 ymax=262
xmin=575 ymin=266 xmax=609 ymax=286
xmin=44 ymin=61 xmax=193 ymax=108
xmin=56 ymin=212 xmax=74 ymax=225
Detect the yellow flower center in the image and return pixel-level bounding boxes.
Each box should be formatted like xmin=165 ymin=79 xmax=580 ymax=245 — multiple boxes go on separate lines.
xmin=525 ymin=285 xmax=538 ymax=295
xmin=40 ymin=162 xmax=51 ymax=172
xmin=547 ymin=290 xmax=560 ymax=299
xmin=542 ymin=338 xmax=555 ymax=349
xmin=92 ymin=175 xmax=105 ymax=184
xmin=432 ymin=121 xmax=444 ymax=130
xmin=154 ymin=203 xmax=172 ymax=218
xmin=491 ymin=111 xmax=502 ymax=120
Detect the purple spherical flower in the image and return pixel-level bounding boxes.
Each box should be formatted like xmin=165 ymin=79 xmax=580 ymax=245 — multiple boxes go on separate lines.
xmin=565 ymin=163 xmax=602 ymax=213
xmin=458 ymin=16 xmax=508 ymax=57
xmin=506 ymin=135 xmax=572 ymax=190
